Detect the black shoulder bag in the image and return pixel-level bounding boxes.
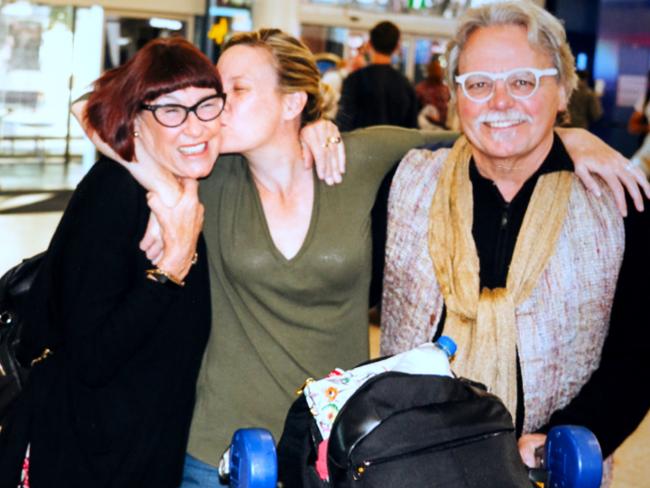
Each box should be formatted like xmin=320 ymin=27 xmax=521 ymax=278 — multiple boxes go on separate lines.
xmin=0 ymin=253 xmax=51 ymax=424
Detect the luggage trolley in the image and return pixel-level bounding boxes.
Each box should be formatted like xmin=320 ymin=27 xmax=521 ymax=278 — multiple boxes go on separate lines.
xmin=220 ymin=425 xmax=603 ymax=488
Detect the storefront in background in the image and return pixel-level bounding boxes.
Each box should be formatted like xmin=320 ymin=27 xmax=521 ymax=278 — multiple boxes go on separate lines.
xmin=0 ymin=0 xmax=201 ymax=189
xmin=298 ymin=0 xmax=461 ymax=83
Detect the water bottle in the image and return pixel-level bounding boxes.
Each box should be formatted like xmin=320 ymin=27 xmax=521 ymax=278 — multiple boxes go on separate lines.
xmin=392 ymin=335 xmax=457 ymax=376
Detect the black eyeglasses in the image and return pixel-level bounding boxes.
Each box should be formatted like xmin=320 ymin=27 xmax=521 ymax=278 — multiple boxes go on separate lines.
xmin=141 ymin=93 xmax=227 ymax=128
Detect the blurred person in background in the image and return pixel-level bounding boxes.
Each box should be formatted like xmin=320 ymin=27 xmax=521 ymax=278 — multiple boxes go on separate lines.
xmin=565 ymin=69 xmax=602 ymax=130
xmin=415 ymin=55 xmax=451 ymax=130
xmin=335 ymin=21 xmax=418 ymax=131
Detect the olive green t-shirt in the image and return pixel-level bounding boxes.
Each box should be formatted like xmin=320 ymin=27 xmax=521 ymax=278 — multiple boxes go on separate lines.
xmin=188 ymin=127 xmax=457 ymax=464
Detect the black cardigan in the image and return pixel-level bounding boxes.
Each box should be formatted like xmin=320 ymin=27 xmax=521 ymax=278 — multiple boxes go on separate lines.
xmin=0 ymin=158 xmax=211 ymax=488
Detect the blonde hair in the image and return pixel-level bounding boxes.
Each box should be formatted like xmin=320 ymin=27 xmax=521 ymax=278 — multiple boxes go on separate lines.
xmin=223 ymin=29 xmax=323 ymax=126
xmin=446 ymin=0 xmax=577 ymax=101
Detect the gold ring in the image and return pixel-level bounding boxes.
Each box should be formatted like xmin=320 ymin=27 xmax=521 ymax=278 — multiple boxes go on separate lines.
xmin=323 ymin=135 xmax=341 ymax=149
xmin=328 ymin=135 xmax=341 ymax=145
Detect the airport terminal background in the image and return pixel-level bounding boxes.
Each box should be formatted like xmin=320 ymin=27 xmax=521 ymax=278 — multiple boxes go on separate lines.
xmin=0 ymin=0 xmax=649 ymax=486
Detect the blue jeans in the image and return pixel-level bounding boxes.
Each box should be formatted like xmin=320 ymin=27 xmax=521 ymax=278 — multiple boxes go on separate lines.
xmin=180 ymin=452 xmax=228 ymax=488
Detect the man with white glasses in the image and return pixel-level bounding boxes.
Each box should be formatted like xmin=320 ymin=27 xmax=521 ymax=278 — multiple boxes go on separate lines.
xmin=380 ymin=1 xmax=649 ymax=483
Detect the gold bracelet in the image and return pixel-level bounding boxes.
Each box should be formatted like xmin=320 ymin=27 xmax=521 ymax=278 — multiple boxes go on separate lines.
xmin=145 ymin=268 xmax=185 ymax=287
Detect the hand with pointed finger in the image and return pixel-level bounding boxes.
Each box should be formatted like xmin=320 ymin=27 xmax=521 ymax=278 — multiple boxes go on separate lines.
xmin=300 ymin=119 xmax=346 ymax=185
xmin=146 ymin=178 xmax=204 ymax=282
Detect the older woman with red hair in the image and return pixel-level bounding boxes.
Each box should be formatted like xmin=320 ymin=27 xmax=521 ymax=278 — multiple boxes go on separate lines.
xmin=0 ymin=37 xmax=222 ymax=488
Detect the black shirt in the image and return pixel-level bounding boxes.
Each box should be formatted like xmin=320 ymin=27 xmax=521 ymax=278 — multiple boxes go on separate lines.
xmin=335 ymin=64 xmax=418 ymax=132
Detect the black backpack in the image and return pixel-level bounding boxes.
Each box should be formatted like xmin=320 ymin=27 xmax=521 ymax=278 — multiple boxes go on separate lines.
xmin=277 ymin=372 xmax=532 ymax=488
xmin=0 ymin=253 xmax=48 ymax=424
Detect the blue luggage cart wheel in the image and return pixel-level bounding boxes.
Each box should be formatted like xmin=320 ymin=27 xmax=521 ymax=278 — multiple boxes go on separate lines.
xmin=229 ymin=428 xmax=277 ymax=488
xmin=545 ymin=425 xmax=602 ymax=488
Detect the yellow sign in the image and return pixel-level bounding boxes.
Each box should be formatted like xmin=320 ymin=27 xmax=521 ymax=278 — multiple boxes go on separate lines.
xmin=208 ymin=18 xmax=228 ymax=45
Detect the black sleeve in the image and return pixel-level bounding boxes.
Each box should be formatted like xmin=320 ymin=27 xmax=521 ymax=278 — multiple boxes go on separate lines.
xmin=35 ymin=161 xmax=182 ymax=387
xmin=335 ymin=75 xmax=357 ymax=132
xmin=539 ymin=194 xmax=650 ymax=457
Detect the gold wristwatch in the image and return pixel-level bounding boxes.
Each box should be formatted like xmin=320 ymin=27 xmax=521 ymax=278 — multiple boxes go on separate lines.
xmin=145 ymin=268 xmax=185 ymax=287
xmin=145 ymin=252 xmax=197 ymax=287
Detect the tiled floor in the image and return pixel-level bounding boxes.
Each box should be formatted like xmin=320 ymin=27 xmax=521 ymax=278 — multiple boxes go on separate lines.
xmin=1 ymin=186 xmax=648 ymax=487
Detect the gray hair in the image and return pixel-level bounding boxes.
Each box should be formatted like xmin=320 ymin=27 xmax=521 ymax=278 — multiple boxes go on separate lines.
xmin=446 ymin=0 xmax=577 ymax=101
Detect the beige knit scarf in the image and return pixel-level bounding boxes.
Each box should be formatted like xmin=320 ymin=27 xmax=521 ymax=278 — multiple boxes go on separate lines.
xmin=428 ymin=136 xmax=573 ymax=417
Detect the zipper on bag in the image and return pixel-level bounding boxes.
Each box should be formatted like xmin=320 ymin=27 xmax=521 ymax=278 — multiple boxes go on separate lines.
xmin=351 ymin=429 xmax=512 ymax=481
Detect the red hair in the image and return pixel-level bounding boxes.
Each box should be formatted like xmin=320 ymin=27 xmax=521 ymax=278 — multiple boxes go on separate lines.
xmin=85 ymin=37 xmax=221 ymax=161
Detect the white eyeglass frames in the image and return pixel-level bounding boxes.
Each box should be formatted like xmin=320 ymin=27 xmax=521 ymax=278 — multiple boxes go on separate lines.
xmin=455 ymin=67 xmax=559 ymax=103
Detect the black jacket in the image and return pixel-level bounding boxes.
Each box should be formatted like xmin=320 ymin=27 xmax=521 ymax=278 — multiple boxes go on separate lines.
xmin=336 ymin=64 xmax=418 ymax=132
xmin=0 ymin=158 xmax=211 ymax=488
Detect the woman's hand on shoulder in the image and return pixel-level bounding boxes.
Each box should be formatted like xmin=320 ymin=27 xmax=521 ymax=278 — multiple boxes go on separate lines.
xmin=146 ymin=178 xmax=204 ymax=282
xmin=557 ymin=127 xmax=650 ymax=216
xmin=300 ymin=119 xmax=346 ymax=185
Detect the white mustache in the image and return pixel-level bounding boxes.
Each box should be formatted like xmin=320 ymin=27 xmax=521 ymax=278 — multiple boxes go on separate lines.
xmin=476 ymin=110 xmax=533 ymax=124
